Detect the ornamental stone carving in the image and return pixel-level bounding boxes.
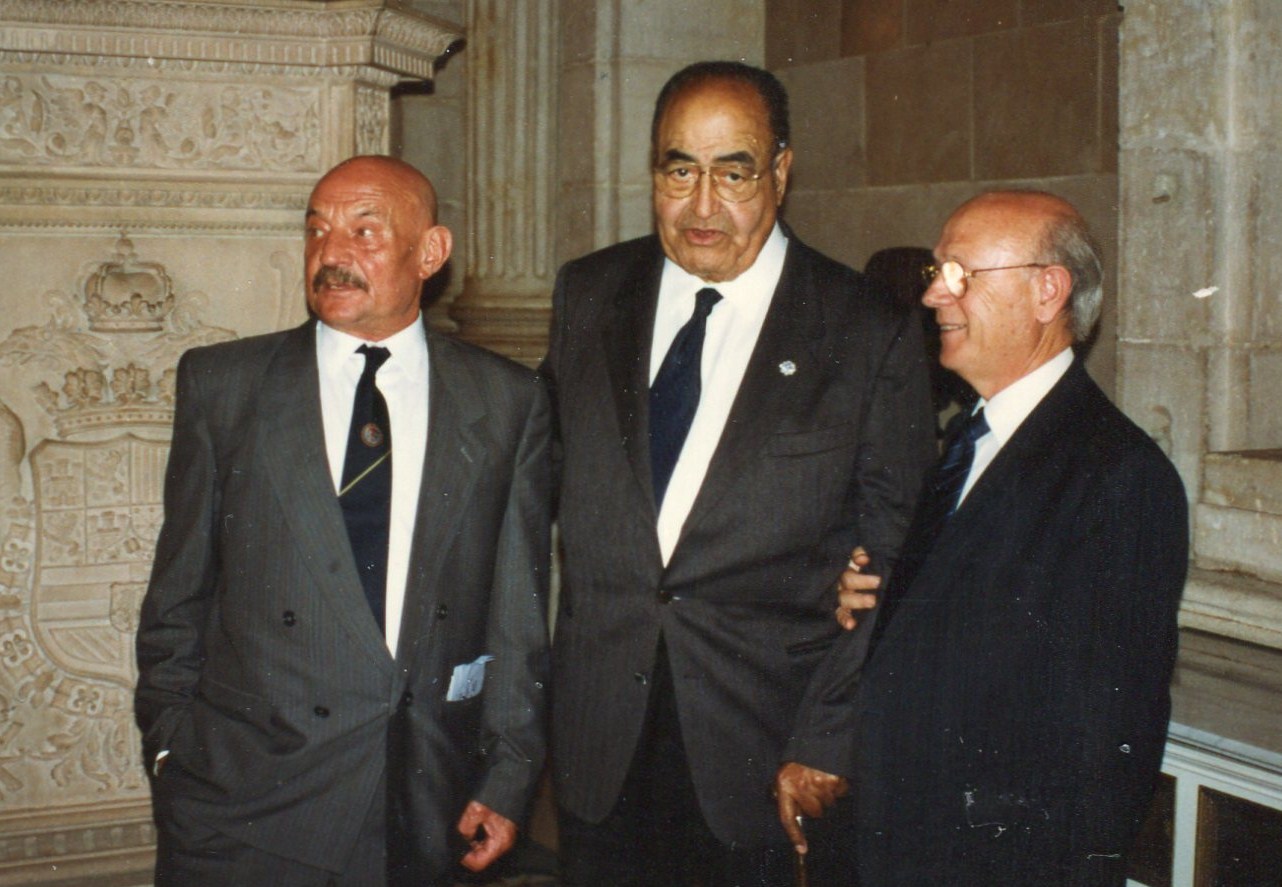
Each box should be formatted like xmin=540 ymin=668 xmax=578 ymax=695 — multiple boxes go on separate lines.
xmin=0 ymin=3 xmax=461 ymax=883
xmin=0 ymin=74 xmax=322 ymax=172
xmin=0 ymin=233 xmax=233 ymax=823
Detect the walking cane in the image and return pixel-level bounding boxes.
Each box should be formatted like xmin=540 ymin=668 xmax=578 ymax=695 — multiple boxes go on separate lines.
xmin=793 ymin=815 xmax=808 ymax=887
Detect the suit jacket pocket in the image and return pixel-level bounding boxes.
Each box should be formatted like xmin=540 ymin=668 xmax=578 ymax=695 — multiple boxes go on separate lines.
xmin=785 ymin=634 xmax=838 ymax=658
xmin=767 ymin=423 xmax=854 ymax=457
xmin=194 ymin=677 xmax=304 ymax=754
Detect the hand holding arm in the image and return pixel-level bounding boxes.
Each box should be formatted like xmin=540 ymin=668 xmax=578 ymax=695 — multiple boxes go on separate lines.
xmin=835 ymin=546 xmax=881 ymax=631
xmin=774 ymin=762 xmax=849 ymax=854
xmin=456 ymin=800 xmax=518 ymax=872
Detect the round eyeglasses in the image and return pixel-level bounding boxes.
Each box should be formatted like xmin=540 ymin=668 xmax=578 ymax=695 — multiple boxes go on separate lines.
xmin=652 ymin=161 xmax=769 ymax=203
xmin=921 ymin=260 xmax=1049 ymax=299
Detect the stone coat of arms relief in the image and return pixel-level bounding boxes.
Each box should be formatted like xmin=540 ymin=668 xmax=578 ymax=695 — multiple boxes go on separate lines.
xmin=0 ymin=234 xmax=234 ymax=810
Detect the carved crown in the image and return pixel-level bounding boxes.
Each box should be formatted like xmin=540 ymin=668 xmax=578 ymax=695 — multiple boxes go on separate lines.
xmin=82 ymin=233 xmax=175 ymax=333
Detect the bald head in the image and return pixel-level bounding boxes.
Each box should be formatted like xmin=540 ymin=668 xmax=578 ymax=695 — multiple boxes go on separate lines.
xmin=923 ymin=189 xmax=1101 ymax=398
xmin=304 ymin=154 xmax=452 ymax=341
xmin=320 ymin=154 xmax=440 ymax=225
xmin=952 ymin=190 xmax=1103 ymax=342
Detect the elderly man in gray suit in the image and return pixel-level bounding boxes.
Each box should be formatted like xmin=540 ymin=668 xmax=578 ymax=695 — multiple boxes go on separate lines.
xmin=542 ymin=61 xmax=936 ymax=886
xmin=135 ymin=155 xmax=551 ymax=887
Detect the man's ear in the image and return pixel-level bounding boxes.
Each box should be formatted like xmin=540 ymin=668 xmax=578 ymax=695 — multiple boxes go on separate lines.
xmin=772 ymin=146 xmax=794 ymax=205
xmin=1034 ymin=264 xmax=1073 ymax=325
xmin=419 ymin=225 xmax=453 ymax=280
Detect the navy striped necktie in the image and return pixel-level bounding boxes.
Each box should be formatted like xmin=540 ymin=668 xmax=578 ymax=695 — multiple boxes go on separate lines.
xmin=869 ymin=407 xmax=989 ymax=652
xmin=339 ymin=344 xmax=392 ymax=632
xmin=649 ymin=287 xmax=722 ymax=508
xmin=934 ymin=406 xmax=989 ymax=517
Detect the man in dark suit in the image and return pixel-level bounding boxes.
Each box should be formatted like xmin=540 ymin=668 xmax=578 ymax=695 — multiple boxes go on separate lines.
xmin=542 ymin=61 xmax=936 ymax=886
xmin=777 ymin=190 xmax=1188 ymax=885
xmin=135 ymin=156 xmax=551 ymax=886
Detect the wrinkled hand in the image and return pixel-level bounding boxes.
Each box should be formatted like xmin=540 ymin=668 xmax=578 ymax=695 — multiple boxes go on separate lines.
xmin=456 ymin=800 xmax=517 ymax=872
xmin=775 ymin=762 xmax=849 ymax=853
xmin=835 ymin=546 xmax=881 ymax=630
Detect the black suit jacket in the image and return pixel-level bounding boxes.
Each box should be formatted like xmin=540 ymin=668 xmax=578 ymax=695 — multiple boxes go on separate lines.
xmin=791 ymin=360 xmax=1188 ymax=885
xmin=542 ymin=233 xmax=937 ymax=845
xmin=134 ymin=321 xmax=551 ymax=879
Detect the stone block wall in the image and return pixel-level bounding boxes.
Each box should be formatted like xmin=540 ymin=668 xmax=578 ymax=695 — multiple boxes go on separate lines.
xmin=766 ymin=0 xmax=1120 ymax=391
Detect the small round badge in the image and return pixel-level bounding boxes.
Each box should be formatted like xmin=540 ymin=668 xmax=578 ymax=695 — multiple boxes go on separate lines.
xmin=360 ymin=422 xmax=384 ymax=447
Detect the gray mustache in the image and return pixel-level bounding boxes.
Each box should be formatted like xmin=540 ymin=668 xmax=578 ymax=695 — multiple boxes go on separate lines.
xmin=312 ymin=265 xmax=369 ymax=292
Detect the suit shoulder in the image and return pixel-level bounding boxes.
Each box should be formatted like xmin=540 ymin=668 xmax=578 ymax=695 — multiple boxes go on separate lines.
xmin=179 ymin=327 xmax=294 ymax=373
xmin=560 ymin=235 xmax=658 ymax=277
xmin=1074 ymin=373 xmax=1186 ymax=495
xmin=787 ymin=235 xmax=911 ymax=325
xmin=429 ymin=332 xmax=542 ymax=391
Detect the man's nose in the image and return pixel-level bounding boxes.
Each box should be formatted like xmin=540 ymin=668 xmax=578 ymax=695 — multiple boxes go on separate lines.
xmin=314 ymin=230 xmax=351 ymax=266
xmin=921 ymin=275 xmax=955 ymax=309
xmin=691 ymin=170 xmax=721 ymax=217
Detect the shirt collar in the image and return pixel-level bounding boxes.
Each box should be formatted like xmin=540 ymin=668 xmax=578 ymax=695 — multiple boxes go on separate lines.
xmin=316 ymin=314 xmax=428 ymax=377
xmin=658 ymin=222 xmax=788 ymax=312
xmin=977 ymin=347 xmax=1074 ymax=446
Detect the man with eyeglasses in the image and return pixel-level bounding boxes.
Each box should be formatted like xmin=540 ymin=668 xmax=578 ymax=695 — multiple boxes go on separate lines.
xmin=776 ymin=190 xmax=1188 ymax=885
xmin=540 ymin=60 xmax=936 ymax=885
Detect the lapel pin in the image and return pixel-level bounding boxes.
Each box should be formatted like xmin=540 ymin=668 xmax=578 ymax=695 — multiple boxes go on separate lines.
xmin=778 ymin=360 xmax=796 ymax=376
xmin=360 ymin=422 xmax=385 ymax=447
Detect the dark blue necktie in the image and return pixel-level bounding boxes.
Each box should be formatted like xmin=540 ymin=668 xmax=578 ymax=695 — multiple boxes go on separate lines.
xmin=649 ymin=287 xmax=722 ymax=508
xmin=869 ymin=407 xmax=989 ymax=652
xmin=339 ymin=344 xmax=392 ymax=632
xmin=933 ymin=406 xmax=989 ymax=517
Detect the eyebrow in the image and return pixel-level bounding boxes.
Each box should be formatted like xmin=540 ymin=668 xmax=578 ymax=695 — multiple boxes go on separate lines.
xmin=658 ymin=149 xmax=758 ymax=166
xmin=304 ymin=205 xmax=386 ymax=220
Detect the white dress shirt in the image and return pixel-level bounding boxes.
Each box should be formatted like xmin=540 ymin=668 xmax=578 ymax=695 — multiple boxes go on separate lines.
xmin=959 ymin=346 xmax=1074 ymax=505
xmin=648 ymin=223 xmax=788 ymax=564
xmin=316 ymin=317 xmax=430 ymax=656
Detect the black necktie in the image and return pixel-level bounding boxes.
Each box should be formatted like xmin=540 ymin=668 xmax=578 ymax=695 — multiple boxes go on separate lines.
xmin=933 ymin=406 xmax=989 ymax=518
xmin=870 ymin=408 xmax=989 ymax=651
xmin=649 ymin=287 xmax=722 ymax=508
xmin=339 ymin=344 xmax=392 ymax=632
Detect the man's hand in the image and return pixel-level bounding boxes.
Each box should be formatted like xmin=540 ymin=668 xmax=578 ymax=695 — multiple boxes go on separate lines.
xmin=456 ymin=800 xmax=518 ymax=872
xmin=836 ymin=546 xmax=881 ymax=630
xmin=775 ymin=762 xmax=849 ymax=854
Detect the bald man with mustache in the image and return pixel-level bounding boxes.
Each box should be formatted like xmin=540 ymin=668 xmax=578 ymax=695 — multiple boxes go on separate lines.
xmin=136 ymin=156 xmax=551 ymax=886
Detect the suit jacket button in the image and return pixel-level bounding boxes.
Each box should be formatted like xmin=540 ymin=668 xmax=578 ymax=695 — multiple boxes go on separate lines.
xmin=313 ymin=705 xmax=330 ymax=718
xmin=657 ymin=589 xmax=673 ymax=604
xmin=633 ymin=672 xmax=648 ymax=685
xmin=436 ymin=604 xmax=448 ymax=620
xmin=401 ymin=691 xmax=413 ymax=707
xmin=282 ymin=610 xmax=297 ymax=626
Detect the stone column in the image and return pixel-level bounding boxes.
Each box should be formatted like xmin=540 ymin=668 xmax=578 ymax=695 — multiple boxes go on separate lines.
xmin=0 ymin=3 xmax=460 ymax=884
xmin=555 ymin=0 xmax=764 ymax=267
xmin=1118 ymin=0 xmax=1282 ymax=649
xmin=448 ymin=0 xmax=558 ymax=365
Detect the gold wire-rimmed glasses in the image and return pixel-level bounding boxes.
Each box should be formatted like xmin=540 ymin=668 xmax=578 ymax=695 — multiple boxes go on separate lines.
xmin=922 ymin=260 xmax=1049 ymax=298
xmin=652 ymin=161 xmax=769 ymax=203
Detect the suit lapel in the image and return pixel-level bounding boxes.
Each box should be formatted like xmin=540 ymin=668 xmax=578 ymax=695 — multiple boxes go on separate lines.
xmin=677 ymin=241 xmax=826 ymax=543
xmin=874 ymin=361 xmax=1092 ymax=650
xmin=395 ymin=332 xmax=488 ymax=662
xmin=601 ymin=246 xmax=665 ymax=511
xmin=944 ymin=361 xmax=1088 ymax=531
xmin=257 ymin=323 xmax=394 ymax=667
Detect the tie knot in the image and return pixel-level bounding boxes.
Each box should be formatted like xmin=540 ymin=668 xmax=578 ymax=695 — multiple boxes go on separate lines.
xmin=962 ymin=407 xmax=989 ymax=445
xmin=357 ymin=344 xmax=391 ymax=374
xmin=693 ymin=287 xmax=722 ymax=319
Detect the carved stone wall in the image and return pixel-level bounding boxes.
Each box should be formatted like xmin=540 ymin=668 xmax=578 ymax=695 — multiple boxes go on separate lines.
xmin=0 ymin=2 xmax=460 ymax=883
xmin=1118 ymin=0 xmax=1282 ymax=649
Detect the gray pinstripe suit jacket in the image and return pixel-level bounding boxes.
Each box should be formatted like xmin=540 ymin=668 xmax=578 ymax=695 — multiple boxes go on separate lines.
xmin=135 ymin=319 xmax=551 ymax=877
xmin=543 ymin=233 xmax=937 ymax=847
